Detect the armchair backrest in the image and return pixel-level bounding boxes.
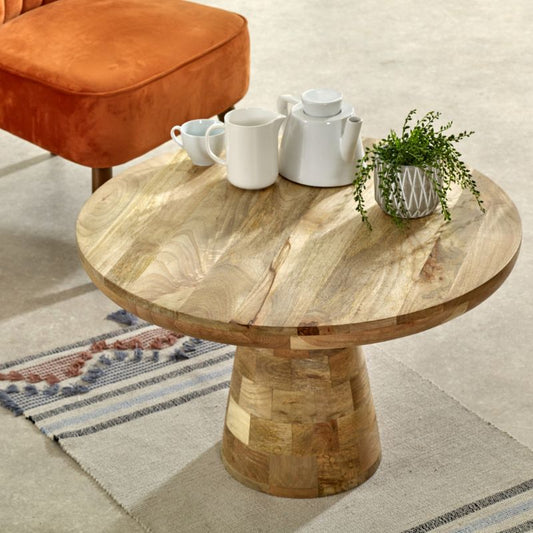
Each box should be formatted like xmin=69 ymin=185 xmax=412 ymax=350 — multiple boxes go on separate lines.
xmin=1 ymin=0 xmax=58 ymax=24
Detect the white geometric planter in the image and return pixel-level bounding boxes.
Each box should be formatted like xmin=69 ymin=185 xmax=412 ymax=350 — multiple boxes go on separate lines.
xmin=374 ymin=163 xmax=441 ymax=219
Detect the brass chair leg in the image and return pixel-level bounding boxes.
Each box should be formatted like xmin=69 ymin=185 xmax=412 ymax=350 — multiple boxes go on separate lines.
xmin=92 ymin=167 xmax=113 ymax=192
xmin=217 ymin=106 xmax=234 ymax=122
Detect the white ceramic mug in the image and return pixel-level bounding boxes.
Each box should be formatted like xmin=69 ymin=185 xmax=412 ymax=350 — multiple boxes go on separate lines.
xmin=170 ymin=119 xmax=224 ymax=166
xmin=204 ymin=108 xmax=285 ymax=190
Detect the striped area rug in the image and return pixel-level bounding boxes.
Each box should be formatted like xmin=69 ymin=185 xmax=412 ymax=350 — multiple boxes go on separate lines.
xmin=0 ymin=322 xmax=234 ymax=438
xmin=1 ymin=319 xmax=532 ymax=532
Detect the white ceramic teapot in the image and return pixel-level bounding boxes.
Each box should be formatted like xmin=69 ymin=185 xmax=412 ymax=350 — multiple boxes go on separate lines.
xmin=277 ymin=89 xmax=364 ymax=187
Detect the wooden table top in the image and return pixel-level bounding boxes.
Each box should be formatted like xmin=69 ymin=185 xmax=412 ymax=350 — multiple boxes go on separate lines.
xmin=77 ymin=142 xmax=521 ymax=350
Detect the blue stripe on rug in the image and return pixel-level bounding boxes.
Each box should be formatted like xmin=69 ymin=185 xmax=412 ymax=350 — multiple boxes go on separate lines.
xmin=40 ymin=363 xmax=232 ymax=435
xmin=402 ymin=479 xmax=533 ymax=532
xmin=53 ymin=380 xmax=231 ymax=440
xmin=451 ymin=498 xmax=533 ymax=532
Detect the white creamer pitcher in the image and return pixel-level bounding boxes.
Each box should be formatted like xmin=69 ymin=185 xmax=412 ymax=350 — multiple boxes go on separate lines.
xmin=206 ymin=108 xmax=285 ymax=190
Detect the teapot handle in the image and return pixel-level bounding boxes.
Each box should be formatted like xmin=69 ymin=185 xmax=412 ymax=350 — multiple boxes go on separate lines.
xmin=277 ymin=94 xmax=299 ymax=115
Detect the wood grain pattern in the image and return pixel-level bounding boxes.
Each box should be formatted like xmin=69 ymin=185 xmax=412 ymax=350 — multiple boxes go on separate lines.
xmin=76 ymin=141 xmax=521 ymax=497
xmin=222 ymin=345 xmax=381 ymax=497
xmin=77 ymin=141 xmax=521 ymax=349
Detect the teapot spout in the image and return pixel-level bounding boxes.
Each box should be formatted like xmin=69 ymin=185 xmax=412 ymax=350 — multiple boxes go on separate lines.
xmin=340 ymin=116 xmax=363 ymax=163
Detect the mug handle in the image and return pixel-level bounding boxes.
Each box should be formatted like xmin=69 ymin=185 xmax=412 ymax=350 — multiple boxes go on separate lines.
xmin=205 ymin=123 xmax=226 ymax=165
xmin=277 ymin=94 xmax=299 ymax=115
xmin=170 ymin=125 xmax=183 ymax=148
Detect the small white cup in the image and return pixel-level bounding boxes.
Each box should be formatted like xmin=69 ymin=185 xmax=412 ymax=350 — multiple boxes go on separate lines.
xmin=170 ymin=119 xmax=224 ymax=166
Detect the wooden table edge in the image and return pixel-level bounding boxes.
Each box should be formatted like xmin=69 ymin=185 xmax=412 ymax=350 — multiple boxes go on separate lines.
xmin=77 ymin=239 xmax=521 ymax=350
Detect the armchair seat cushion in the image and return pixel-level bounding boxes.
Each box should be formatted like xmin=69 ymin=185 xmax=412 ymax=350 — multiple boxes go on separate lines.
xmin=0 ymin=0 xmax=249 ymax=167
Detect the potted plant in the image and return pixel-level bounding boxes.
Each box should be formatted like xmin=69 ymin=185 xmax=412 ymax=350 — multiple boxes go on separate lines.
xmin=353 ymin=109 xmax=485 ymax=229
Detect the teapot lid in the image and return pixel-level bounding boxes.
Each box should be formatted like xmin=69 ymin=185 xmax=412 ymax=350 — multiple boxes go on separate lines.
xmin=302 ymin=88 xmax=342 ymax=117
xmin=292 ymin=101 xmax=354 ymax=122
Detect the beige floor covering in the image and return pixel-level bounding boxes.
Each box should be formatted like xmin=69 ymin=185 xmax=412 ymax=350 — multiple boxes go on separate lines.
xmin=2 ymin=325 xmax=532 ymax=532
xmin=1 ymin=0 xmax=532 ymax=531
xmin=43 ymin=345 xmax=533 ymax=532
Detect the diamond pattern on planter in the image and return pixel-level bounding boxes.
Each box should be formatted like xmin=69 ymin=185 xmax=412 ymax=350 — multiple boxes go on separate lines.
xmin=375 ymin=164 xmax=441 ymax=219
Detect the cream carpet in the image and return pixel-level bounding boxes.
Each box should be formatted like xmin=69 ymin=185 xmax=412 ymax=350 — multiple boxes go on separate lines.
xmin=1 ymin=322 xmax=532 ymax=532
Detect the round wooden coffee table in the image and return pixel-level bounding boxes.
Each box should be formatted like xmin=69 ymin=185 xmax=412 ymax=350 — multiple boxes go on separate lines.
xmin=76 ymin=144 xmax=521 ymax=498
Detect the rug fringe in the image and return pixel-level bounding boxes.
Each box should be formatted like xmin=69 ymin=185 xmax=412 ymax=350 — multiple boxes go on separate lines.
xmin=106 ymin=309 xmax=139 ymax=326
xmin=0 ymin=390 xmax=23 ymax=416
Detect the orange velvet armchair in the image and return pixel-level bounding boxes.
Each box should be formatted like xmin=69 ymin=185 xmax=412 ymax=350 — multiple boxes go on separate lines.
xmin=0 ymin=0 xmax=249 ymax=190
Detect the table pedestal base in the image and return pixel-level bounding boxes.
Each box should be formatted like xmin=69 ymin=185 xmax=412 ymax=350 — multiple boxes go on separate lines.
xmin=221 ymin=345 xmax=381 ymax=498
